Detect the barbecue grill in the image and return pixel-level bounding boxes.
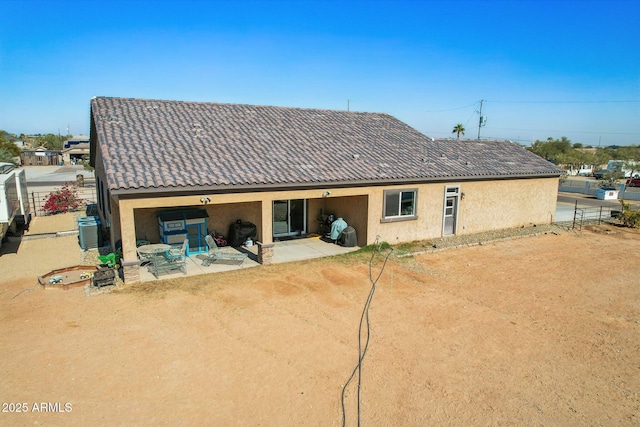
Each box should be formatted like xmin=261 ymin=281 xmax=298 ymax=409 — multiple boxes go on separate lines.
xmin=92 ymin=267 xmax=116 ymax=288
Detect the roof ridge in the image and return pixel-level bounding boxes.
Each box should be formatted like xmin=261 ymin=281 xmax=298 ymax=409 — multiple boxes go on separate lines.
xmin=91 ymin=96 xmax=390 ymax=116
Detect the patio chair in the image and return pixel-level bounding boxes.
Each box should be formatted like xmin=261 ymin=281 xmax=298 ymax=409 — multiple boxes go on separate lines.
xmin=167 ymin=239 xmax=188 ymax=261
xmin=202 ymin=234 xmax=248 ymax=267
xmin=152 ymin=240 xmax=187 ymax=277
xmin=136 ymin=247 xmax=153 ymax=266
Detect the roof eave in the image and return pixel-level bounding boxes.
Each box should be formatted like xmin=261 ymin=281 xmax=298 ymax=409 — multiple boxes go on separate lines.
xmin=110 ymin=173 xmax=562 ymax=198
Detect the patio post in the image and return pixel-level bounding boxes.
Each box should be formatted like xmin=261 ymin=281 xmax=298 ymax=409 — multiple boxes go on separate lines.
xmin=256 ymin=241 xmax=274 ymax=264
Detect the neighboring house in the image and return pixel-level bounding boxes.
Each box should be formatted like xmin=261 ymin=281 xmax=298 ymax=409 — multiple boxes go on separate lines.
xmin=62 ymin=135 xmax=90 ymax=165
xmin=20 ymin=147 xmax=63 ymax=166
xmin=90 ymin=97 xmax=563 ymax=283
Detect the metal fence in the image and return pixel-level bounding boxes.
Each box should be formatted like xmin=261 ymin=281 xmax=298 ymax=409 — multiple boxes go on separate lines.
xmin=559 ymin=178 xmax=640 ymax=201
xmin=30 ymin=188 xmax=97 ymax=217
xmin=569 ymin=204 xmax=619 ymax=230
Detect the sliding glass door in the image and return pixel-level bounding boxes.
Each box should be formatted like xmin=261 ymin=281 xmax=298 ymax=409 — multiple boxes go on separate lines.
xmin=273 ymin=199 xmax=307 ymax=237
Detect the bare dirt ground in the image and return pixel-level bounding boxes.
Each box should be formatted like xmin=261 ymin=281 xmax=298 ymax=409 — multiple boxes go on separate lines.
xmin=1 ymin=214 xmax=639 ymax=426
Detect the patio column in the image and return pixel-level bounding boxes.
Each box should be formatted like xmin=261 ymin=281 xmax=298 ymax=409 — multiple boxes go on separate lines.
xmin=256 ymin=198 xmax=274 ymax=264
xmin=260 ymin=198 xmax=273 ymax=244
xmin=256 ymin=241 xmax=274 ymax=265
xmin=119 ymin=201 xmax=140 ymax=283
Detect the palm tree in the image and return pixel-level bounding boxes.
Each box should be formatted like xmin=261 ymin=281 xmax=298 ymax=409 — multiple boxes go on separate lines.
xmin=452 ymin=124 xmax=465 ymax=139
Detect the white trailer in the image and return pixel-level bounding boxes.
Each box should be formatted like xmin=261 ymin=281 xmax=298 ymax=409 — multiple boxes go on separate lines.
xmin=0 ymin=166 xmax=19 ymax=247
xmin=607 ymin=160 xmax=640 ymax=178
xmin=14 ymin=168 xmax=31 ymax=227
xmin=0 ymin=164 xmax=31 ymax=248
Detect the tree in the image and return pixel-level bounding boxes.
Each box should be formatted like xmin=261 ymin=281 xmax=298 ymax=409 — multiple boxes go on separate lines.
xmin=452 ymin=124 xmax=465 ymax=139
xmin=527 ymin=136 xmax=573 ymax=163
xmin=34 ymin=133 xmax=69 ymax=150
xmin=0 ymin=132 xmax=20 ymax=162
xmin=0 ymin=147 xmax=14 ymax=163
xmin=600 ymin=170 xmax=625 ymax=188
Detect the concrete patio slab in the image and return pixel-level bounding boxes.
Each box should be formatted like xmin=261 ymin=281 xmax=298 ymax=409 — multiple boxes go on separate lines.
xmin=137 ymin=237 xmax=359 ymax=282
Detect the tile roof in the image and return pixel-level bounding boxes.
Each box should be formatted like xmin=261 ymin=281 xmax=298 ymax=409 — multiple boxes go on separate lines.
xmin=90 ymin=97 xmax=563 ymax=193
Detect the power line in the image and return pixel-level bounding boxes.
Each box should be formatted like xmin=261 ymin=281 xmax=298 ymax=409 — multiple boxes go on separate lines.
xmin=425 ymin=101 xmax=480 ymax=113
xmin=485 ymin=127 xmax=640 ymax=136
xmin=486 ymin=99 xmax=639 ymax=104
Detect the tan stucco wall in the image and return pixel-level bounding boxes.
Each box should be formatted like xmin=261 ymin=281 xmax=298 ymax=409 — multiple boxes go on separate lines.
xmin=132 ymin=201 xmax=262 ymax=244
xmin=106 ymin=177 xmax=559 ymax=267
xmin=322 ymin=195 xmax=369 ymax=243
xmin=91 ymin=146 xmax=118 ymax=245
xmin=367 ymin=178 xmax=559 ymax=245
xmin=455 ymin=178 xmax=559 ymax=233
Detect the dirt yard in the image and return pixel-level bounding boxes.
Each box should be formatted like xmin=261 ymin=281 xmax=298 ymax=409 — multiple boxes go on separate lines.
xmin=1 ymin=214 xmax=639 ymax=426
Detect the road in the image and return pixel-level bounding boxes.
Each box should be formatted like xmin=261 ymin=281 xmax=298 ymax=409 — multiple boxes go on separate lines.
xmin=21 ymin=165 xmax=95 ymax=193
xmin=557 ymin=193 xmax=620 ymax=209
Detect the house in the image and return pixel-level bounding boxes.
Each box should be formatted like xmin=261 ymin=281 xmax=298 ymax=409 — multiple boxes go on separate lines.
xmin=20 ymin=147 xmax=63 ymax=166
xmin=89 ymin=97 xmax=563 ymax=283
xmin=62 ymin=135 xmax=90 ymax=165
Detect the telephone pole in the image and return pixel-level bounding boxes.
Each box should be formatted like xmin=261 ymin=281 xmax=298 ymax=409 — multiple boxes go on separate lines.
xmin=477 ymin=99 xmax=485 ymax=140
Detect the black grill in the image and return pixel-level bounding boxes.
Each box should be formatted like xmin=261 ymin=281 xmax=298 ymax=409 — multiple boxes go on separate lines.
xmin=92 ymin=267 xmax=116 ymax=288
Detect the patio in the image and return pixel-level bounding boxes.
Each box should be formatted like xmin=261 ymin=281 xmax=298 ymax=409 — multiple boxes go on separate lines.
xmin=137 ymin=237 xmax=359 ymax=282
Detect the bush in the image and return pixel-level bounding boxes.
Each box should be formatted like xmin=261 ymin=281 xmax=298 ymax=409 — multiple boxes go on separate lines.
xmin=42 ymin=183 xmax=84 ymax=215
xmin=599 ymin=170 xmax=625 ymax=188
xmin=618 ymin=200 xmax=640 ymax=228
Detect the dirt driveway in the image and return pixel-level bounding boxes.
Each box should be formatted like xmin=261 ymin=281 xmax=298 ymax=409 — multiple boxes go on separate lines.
xmin=1 ymin=215 xmax=639 ymax=426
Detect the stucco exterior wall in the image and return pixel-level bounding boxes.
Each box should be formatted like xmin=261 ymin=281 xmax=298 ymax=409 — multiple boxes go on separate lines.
xmin=131 ymin=201 xmax=262 ymax=244
xmin=91 ymin=145 xmax=117 ymax=244
xmin=104 ymin=176 xmax=559 ymax=271
xmin=323 ymin=195 xmax=369 ymax=244
xmin=456 ymin=178 xmax=559 ymax=233
xmin=366 ymin=177 xmax=559 ymax=245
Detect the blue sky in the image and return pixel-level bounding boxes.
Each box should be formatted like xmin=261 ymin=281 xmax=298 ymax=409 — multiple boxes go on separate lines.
xmin=1 ymin=0 xmax=639 ymax=146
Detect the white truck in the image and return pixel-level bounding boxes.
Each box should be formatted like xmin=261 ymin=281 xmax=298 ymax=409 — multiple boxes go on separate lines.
xmin=606 ymin=160 xmax=640 ymax=178
xmin=0 ymin=163 xmax=31 ymax=249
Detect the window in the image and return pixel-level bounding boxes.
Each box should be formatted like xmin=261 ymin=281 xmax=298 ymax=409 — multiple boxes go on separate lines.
xmin=383 ymin=189 xmax=417 ymax=221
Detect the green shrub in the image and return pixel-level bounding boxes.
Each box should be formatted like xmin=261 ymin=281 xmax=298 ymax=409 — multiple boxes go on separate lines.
xmin=618 ymin=200 xmax=640 ymax=228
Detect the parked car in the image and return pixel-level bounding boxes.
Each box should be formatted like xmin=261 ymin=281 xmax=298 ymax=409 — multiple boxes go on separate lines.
xmin=593 ymin=169 xmax=607 ymax=179
xmin=626 ymin=177 xmax=640 ymax=187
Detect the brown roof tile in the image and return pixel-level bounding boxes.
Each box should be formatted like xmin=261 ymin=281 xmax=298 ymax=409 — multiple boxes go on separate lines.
xmin=90 ymin=97 xmax=563 ymax=192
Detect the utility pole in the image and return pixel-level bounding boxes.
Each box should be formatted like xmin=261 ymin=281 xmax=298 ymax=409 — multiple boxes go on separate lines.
xmin=477 ymin=99 xmax=485 ymax=140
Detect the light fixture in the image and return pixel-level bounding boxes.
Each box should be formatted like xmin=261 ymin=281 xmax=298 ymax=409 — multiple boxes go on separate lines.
xmin=322 ymin=191 xmax=331 ymax=198
xmin=461 ymin=192 xmax=466 ymax=200
xmin=200 ymin=197 xmax=211 ymax=204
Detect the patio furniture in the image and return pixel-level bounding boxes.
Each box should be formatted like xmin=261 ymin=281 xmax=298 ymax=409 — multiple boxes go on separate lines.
xmin=203 ymin=235 xmax=248 ymax=267
xmin=167 ymin=239 xmax=188 ymax=262
xmin=137 ymin=243 xmax=186 ymax=277
xmin=137 ymin=243 xmax=170 ymax=267
xmin=151 ymin=239 xmax=188 ymax=277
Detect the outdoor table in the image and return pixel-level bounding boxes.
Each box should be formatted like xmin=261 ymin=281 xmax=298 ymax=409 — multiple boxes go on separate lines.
xmin=136 ymin=243 xmax=172 ymax=268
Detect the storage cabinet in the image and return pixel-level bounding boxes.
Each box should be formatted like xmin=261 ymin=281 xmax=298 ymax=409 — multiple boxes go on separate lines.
xmin=157 ymin=209 xmax=208 ymax=255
